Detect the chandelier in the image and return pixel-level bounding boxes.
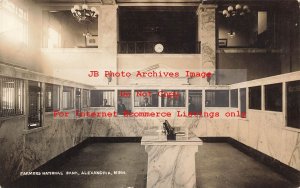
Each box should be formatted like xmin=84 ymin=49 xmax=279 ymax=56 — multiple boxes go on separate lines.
xmin=222 ymin=4 xmax=250 ymax=37
xmin=222 ymin=4 xmax=250 ymax=17
xmin=71 ymin=2 xmax=99 ymax=23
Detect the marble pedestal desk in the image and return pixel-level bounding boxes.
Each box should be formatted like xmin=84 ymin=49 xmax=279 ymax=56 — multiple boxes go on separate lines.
xmin=141 ymin=131 xmax=203 ymax=188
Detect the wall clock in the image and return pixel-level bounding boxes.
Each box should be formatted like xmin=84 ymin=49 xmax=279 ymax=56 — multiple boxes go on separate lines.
xmin=154 ymin=43 xmax=164 ymax=53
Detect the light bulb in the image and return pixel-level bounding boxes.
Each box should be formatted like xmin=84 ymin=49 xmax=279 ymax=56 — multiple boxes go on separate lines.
xmin=74 ymin=5 xmax=80 ymax=10
xmin=222 ymin=10 xmax=228 ymax=15
xmin=236 ymin=4 xmax=241 ymax=10
xmin=243 ymin=5 xmax=249 ymax=10
xmin=82 ymin=4 xmax=88 ymax=10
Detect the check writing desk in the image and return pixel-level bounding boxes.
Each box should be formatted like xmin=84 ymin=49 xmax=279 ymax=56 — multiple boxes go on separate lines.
xmin=141 ymin=121 xmax=203 ymax=188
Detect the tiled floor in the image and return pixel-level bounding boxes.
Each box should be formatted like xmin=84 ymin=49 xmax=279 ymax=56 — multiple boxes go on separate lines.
xmin=10 ymin=142 xmax=297 ymax=188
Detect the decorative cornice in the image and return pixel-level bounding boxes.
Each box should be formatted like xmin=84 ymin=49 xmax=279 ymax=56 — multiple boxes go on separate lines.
xmin=196 ymin=4 xmax=218 ymax=15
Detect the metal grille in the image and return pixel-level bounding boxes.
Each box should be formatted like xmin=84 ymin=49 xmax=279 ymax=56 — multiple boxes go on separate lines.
xmin=90 ymin=90 xmax=114 ymax=107
xmin=28 ymin=81 xmax=42 ymax=128
xmin=75 ymin=88 xmax=81 ymax=110
xmin=0 ymin=76 xmax=24 ymax=117
xmin=45 ymin=83 xmax=60 ymax=112
xmin=82 ymin=89 xmax=89 ymax=108
xmin=63 ymin=86 xmax=74 ymax=110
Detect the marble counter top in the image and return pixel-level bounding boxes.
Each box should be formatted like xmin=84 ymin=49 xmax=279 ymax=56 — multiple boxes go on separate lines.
xmin=141 ymin=130 xmax=203 ymax=146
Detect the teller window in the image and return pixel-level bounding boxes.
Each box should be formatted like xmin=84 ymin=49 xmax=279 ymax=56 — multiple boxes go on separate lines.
xmin=90 ymin=90 xmax=114 ymax=107
xmin=134 ymin=90 xmax=158 ymax=107
xmin=161 ymin=90 xmax=186 ymax=107
xmin=188 ymin=90 xmax=202 ymax=113
xmin=117 ymin=90 xmax=132 ymax=115
xmin=205 ymin=90 xmax=229 ymax=107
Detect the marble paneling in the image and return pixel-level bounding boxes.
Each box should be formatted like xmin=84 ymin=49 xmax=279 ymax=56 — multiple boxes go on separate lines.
xmin=246 ymin=111 xmax=284 ymax=158
xmin=1 ymin=108 xmax=300 ymax=185
xmin=261 ymin=112 xmax=284 ymax=128
xmin=257 ymin=124 xmax=283 ymax=160
xmin=233 ymin=110 xmax=300 ymax=171
xmin=144 ymin=145 xmax=198 ymax=188
xmin=281 ymin=130 xmax=300 ymax=170
xmin=214 ymin=119 xmax=231 ymax=136
xmin=0 ymin=117 xmax=25 ymax=184
xmin=0 ymin=115 xmax=93 ymax=185
xmin=228 ymin=119 xmax=239 ymax=140
xmin=247 ymin=111 xmax=262 ymax=149
xmin=190 ymin=118 xmax=207 ymax=137
xmin=89 ymin=117 xmax=234 ymax=138
xmin=22 ymin=117 xmax=92 ymax=172
xmin=237 ymin=119 xmax=249 ymax=145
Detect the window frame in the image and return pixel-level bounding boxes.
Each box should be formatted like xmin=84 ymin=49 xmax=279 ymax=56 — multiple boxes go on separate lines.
xmin=0 ymin=0 xmax=29 ymax=45
xmin=160 ymin=90 xmax=186 ymax=108
xmin=249 ymin=86 xmax=262 ymax=110
xmin=286 ymin=80 xmax=300 ymax=129
xmin=82 ymin=89 xmax=89 ymax=108
xmin=205 ymin=90 xmax=229 ymax=107
xmin=44 ymin=83 xmax=60 ymax=112
xmin=62 ymin=86 xmax=74 ymax=110
xmin=90 ymin=90 xmax=115 ymax=107
xmin=264 ymin=83 xmax=282 ymax=112
xmin=230 ymin=89 xmax=238 ymax=108
xmin=134 ymin=90 xmax=159 ymax=107
xmin=0 ymin=76 xmax=24 ymax=118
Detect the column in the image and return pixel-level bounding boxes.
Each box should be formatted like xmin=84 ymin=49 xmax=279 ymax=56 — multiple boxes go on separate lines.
xmin=98 ymin=5 xmax=118 ymax=85
xmin=197 ymin=5 xmax=217 ymax=85
xmin=98 ymin=5 xmax=118 ymax=54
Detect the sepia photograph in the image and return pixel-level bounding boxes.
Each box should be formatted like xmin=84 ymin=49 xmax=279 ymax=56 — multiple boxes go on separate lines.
xmin=0 ymin=0 xmax=299 ymax=187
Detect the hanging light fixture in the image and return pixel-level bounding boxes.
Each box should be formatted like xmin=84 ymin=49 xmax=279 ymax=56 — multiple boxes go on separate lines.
xmin=83 ymin=24 xmax=92 ymax=38
xmin=222 ymin=4 xmax=250 ymax=18
xmin=222 ymin=4 xmax=250 ymax=37
xmin=228 ymin=30 xmax=236 ymax=38
xmin=71 ymin=1 xmax=99 ymax=23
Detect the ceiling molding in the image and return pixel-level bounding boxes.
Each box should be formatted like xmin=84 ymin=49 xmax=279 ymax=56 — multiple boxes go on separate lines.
xmin=34 ymin=0 xmax=203 ymax=4
xmin=37 ymin=3 xmax=102 ymax=7
xmin=118 ymin=2 xmax=200 ymax=6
